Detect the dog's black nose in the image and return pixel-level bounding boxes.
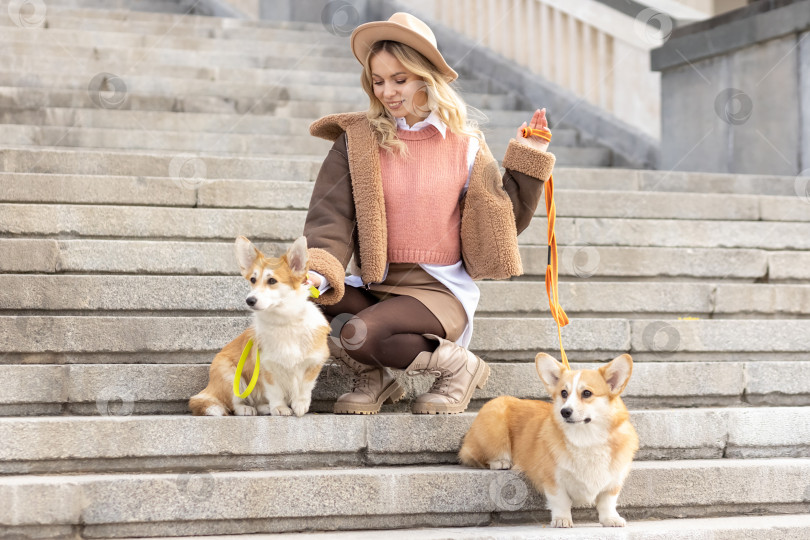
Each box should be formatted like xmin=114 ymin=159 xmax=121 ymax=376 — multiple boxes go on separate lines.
xmin=246 ymin=296 xmax=257 ymax=307
xmin=560 ymin=408 xmax=572 ymax=419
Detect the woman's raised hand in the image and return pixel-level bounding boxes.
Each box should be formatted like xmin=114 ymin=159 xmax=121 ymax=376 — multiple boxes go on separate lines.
xmin=515 ymin=108 xmax=551 ymax=152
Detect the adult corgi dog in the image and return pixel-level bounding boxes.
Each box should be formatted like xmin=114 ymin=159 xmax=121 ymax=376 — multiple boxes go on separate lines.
xmin=459 ymin=353 xmax=639 ymax=528
xmin=189 ymin=236 xmax=330 ymax=417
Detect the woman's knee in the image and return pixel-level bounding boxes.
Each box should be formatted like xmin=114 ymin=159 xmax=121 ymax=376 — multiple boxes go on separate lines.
xmin=339 ymin=314 xmax=386 ymax=365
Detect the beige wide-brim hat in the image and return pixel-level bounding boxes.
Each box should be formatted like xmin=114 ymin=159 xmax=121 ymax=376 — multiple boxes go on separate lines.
xmin=350 ymin=12 xmax=458 ymax=83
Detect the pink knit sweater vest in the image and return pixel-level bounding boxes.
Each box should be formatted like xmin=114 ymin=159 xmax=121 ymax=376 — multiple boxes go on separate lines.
xmin=379 ymin=124 xmax=470 ymax=265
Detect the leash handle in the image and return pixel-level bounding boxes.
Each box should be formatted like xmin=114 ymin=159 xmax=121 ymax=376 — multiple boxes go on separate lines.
xmin=234 ymin=338 xmax=261 ymax=398
xmin=521 ymin=126 xmax=551 ymax=142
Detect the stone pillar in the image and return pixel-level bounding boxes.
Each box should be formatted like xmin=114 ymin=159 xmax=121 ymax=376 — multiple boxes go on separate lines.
xmin=651 ymin=0 xmax=810 ymax=175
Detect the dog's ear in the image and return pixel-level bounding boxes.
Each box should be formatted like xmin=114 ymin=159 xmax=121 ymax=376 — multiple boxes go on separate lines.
xmin=234 ymin=236 xmax=259 ymax=278
xmin=286 ymin=236 xmax=309 ymax=276
xmin=535 ymin=353 xmax=566 ymax=394
xmin=599 ymin=354 xmax=633 ymax=396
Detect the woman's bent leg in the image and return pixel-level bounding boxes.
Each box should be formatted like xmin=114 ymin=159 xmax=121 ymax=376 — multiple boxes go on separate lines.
xmin=322 ymin=287 xmax=406 ymax=414
xmin=339 ymin=295 xmax=445 ymax=369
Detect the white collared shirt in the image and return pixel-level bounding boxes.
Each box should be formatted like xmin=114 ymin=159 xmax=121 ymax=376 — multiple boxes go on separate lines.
xmin=314 ymin=112 xmax=482 ymax=348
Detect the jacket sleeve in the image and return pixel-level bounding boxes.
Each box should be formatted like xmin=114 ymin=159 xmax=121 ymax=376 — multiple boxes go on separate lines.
xmin=501 ymin=138 xmax=556 ymax=235
xmin=303 ymin=131 xmax=355 ymax=305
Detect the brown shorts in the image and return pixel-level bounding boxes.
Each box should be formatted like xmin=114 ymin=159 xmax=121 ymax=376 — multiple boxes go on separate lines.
xmin=365 ymin=263 xmax=468 ymax=342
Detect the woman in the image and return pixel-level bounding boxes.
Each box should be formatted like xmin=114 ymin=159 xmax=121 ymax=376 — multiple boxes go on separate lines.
xmin=303 ymin=12 xmax=555 ymax=415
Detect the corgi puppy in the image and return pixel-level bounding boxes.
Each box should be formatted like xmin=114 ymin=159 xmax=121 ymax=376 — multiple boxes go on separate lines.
xmin=189 ymin=236 xmax=330 ymax=417
xmin=459 ymin=353 xmax=639 ymax=528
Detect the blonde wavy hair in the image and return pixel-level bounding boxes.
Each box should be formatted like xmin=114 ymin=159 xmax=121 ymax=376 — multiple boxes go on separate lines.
xmin=359 ymin=40 xmax=487 ymax=159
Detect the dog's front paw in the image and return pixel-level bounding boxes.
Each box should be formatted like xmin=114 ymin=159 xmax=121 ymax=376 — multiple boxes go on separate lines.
xmin=271 ymin=405 xmax=293 ymax=416
xmin=233 ymin=404 xmax=257 ymax=416
xmin=291 ymin=399 xmax=310 ymax=417
xmin=488 ymin=459 xmax=512 ymax=470
xmin=256 ymin=404 xmax=274 ymax=415
xmin=550 ymin=516 xmax=573 ymax=528
xmin=600 ymin=514 xmax=626 ymax=527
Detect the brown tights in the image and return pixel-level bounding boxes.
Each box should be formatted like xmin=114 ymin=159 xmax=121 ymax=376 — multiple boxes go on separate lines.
xmin=319 ymin=286 xmax=445 ymax=369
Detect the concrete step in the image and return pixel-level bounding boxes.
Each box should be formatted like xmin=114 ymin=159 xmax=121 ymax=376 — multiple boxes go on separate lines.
xmin=0 ymin=14 xmax=350 ymax=46
xmin=1 ymin=316 xmax=809 ymax=363
xmin=4 ymin=358 xmax=807 ymax=416
xmin=0 ymin=70 xmax=379 ymax=106
xmin=0 ymin=88 xmax=534 ymax=132
xmin=2 ymin=20 xmax=349 ymax=49
xmin=3 ymin=275 xmax=808 ymax=319
xmin=3 ymin=173 xmax=806 ymax=223
xmin=0 ymin=108 xmax=318 ymax=136
xmin=0 ymin=3 xmax=338 ymax=32
xmin=558 ymin=167 xmax=804 ymax=196
xmin=3 ymin=203 xmax=810 ymax=250
xmin=0 ymin=141 xmax=800 ymax=195
xmin=0 ymin=121 xmax=583 ymax=154
xmin=0 ymin=145 xmax=320 ymax=180
xmin=0 ymin=27 xmax=355 ymax=58
xmin=0 ymin=67 xmax=521 ymax=113
xmin=0 ymin=123 xmax=578 ymax=156
xmin=148 ymin=515 xmax=810 ymax=540
xmin=526 ymin=217 xmax=810 ymax=250
xmin=0 ymin=0 xmax=194 ymax=15
xmin=0 ymin=58 xmax=362 ymax=90
xmin=1 ymin=459 xmax=808 ymax=537
xmin=1 ymin=40 xmax=358 ymax=71
xmin=0 ymin=145 xmax=610 ymax=178
xmin=0 ymin=123 xmax=340 ymax=156
xmin=1 ymin=238 xmax=794 ymax=281
xmin=0 ymin=57 xmax=497 ymax=98
xmin=0 ymin=86 xmax=363 ymax=118
xmin=1 ymin=408 xmax=808 ymax=474
xmin=0 ymin=134 xmax=606 ymax=168
xmin=0 ymin=106 xmax=577 ymax=136
xmin=0 ymin=173 xmax=303 ymax=208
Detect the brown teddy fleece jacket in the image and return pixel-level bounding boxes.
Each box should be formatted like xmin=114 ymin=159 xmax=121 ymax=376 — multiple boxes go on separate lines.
xmin=304 ymin=111 xmax=556 ymax=305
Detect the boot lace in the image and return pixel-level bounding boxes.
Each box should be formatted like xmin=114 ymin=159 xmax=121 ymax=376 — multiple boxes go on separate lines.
xmin=350 ymin=371 xmax=372 ymax=394
xmin=426 ymin=368 xmax=451 ymax=395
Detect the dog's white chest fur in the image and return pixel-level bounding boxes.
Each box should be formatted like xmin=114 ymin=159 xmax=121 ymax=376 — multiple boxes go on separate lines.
xmin=258 ymin=323 xmax=315 ymax=369
xmin=557 ymin=442 xmax=615 ymax=505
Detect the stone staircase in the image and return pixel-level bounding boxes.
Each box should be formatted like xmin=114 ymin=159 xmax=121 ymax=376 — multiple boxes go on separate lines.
xmin=1 ymin=2 xmax=810 ymax=538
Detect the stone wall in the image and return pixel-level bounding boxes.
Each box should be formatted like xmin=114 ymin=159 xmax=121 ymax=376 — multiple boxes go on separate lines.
xmin=652 ymin=0 xmax=810 ymax=175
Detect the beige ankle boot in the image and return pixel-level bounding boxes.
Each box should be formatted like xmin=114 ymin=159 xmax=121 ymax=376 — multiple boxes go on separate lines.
xmin=330 ymin=341 xmax=405 ymax=415
xmin=406 ymin=334 xmax=490 ymax=414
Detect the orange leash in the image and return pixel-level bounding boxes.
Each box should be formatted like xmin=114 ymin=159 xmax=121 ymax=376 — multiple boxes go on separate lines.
xmin=544 ymin=172 xmax=570 ymax=368
xmin=522 ymin=125 xmax=569 ymax=368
